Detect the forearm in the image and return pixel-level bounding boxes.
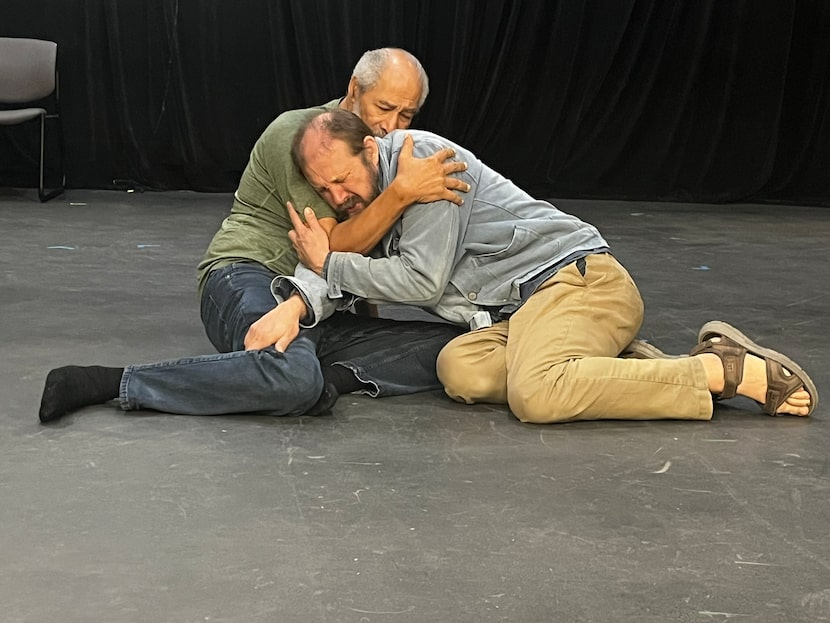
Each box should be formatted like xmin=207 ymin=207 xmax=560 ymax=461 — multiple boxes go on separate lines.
xmin=327 ymin=180 xmax=410 ymax=254
xmin=327 ymin=252 xmax=445 ymax=305
xmin=327 ymin=134 xmax=472 ymax=254
xmin=325 ymin=203 xmax=457 ymax=306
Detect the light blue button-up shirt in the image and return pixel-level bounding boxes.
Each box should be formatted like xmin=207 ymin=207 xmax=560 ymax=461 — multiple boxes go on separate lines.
xmin=272 ymin=129 xmax=609 ymax=330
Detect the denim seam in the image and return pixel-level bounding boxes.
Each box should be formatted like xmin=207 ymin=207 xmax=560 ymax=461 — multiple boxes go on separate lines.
xmin=118 ymin=367 xmax=132 ymax=410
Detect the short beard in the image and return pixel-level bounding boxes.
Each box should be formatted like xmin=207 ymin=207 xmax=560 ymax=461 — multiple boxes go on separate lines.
xmin=336 ymin=154 xmax=381 ymax=217
xmin=361 ymin=152 xmax=381 ymax=204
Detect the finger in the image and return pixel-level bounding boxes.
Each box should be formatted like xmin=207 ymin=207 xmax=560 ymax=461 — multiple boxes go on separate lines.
xmin=275 ymin=329 xmax=298 ymax=353
xmin=432 ymin=146 xmax=457 ymax=163
xmin=445 ymin=177 xmax=471 ymax=192
xmin=303 ymin=207 xmax=323 ymax=231
xmin=243 ymin=331 xmax=260 ymax=351
xmin=442 ymin=190 xmax=464 ymax=206
xmin=399 ymin=133 xmax=414 ymax=158
xmin=442 ymin=160 xmax=468 ymax=174
xmin=287 ymin=201 xmax=304 ymax=229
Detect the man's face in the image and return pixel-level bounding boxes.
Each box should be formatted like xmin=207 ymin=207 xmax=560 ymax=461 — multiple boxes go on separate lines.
xmin=348 ymin=69 xmax=421 ymax=137
xmin=301 ymin=132 xmax=380 ymax=219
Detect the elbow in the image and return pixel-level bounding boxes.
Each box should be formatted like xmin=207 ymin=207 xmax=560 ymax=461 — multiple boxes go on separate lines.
xmin=405 ymin=274 xmax=445 ymax=305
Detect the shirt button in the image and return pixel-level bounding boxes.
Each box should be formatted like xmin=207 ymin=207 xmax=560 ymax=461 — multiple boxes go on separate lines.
xmin=468 ymin=292 xmax=477 ymax=301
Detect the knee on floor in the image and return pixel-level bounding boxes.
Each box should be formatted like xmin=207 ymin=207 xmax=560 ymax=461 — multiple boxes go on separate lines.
xmin=441 ymin=375 xmax=493 ymax=405
xmin=438 ymin=360 xmax=503 ymax=405
xmin=508 ymin=386 xmax=577 ymax=424
xmin=253 ymin=349 xmax=324 ymax=414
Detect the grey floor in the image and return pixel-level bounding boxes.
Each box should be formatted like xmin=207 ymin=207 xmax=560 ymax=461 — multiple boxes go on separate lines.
xmin=1 ymin=188 xmax=829 ymax=623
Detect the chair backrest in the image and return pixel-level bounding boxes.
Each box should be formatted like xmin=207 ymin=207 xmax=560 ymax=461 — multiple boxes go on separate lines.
xmin=0 ymin=37 xmax=58 ymax=104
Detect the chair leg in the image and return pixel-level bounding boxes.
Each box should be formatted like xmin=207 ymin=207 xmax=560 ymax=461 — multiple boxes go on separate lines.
xmin=38 ymin=112 xmax=64 ymax=203
xmin=57 ymin=113 xmax=66 ymax=189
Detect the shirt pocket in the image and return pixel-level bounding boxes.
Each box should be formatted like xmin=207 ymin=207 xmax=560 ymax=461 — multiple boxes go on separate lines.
xmin=468 ymin=225 xmax=558 ymax=271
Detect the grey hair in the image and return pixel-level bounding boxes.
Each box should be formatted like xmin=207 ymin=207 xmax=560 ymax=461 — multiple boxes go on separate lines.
xmin=351 ymin=48 xmax=430 ymax=109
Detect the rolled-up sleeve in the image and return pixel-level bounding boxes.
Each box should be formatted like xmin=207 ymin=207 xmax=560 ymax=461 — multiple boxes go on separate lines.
xmin=270 ymin=264 xmax=354 ymax=327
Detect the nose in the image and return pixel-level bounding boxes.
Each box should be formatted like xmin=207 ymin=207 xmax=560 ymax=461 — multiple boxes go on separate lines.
xmin=330 ymin=185 xmax=349 ymax=207
xmin=378 ymin=112 xmax=403 ymax=136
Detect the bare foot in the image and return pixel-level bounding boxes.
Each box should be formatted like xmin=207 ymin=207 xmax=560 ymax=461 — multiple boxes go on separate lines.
xmin=698 ymin=345 xmax=812 ymax=416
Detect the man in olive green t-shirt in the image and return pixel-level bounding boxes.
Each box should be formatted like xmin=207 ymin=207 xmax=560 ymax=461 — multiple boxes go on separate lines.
xmin=196 ymin=101 xmax=343 ymax=296
xmin=196 ymin=47 xmax=469 ymax=406
xmin=37 ymin=48 xmax=470 ymax=423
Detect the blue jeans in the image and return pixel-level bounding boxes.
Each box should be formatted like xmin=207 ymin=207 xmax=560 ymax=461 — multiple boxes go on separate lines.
xmin=119 ymin=262 xmax=463 ymax=415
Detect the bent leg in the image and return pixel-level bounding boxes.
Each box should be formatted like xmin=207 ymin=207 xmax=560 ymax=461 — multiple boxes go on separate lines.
xmin=200 ymin=262 xmax=278 ymax=352
xmin=120 ymin=332 xmax=324 ymax=416
xmin=317 ymin=313 xmax=465 ymax=397
xmin=505 ymin=254 xmax=712 ymax=423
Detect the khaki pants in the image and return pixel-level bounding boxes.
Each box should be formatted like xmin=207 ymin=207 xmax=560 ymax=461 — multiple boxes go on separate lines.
xmin=436 ymin=254 xmax=713 ymax=423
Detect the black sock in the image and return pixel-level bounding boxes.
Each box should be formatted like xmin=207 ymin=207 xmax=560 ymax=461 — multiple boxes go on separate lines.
xmin=322 ymin=364 xmax=364 ymax=394
xmin=39 ymin=365 xmax=123 ymax=423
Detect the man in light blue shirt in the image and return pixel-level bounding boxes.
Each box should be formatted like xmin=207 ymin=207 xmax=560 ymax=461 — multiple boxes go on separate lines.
xmin=273 ymin=109 xmax=817 ymax=422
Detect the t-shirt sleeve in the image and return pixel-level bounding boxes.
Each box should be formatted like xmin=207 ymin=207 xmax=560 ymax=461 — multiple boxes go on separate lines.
xmin=259 ymin=108 xmax=339 ymax=222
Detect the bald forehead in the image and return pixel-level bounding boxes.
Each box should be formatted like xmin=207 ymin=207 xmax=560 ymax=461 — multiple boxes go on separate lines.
xmin=299 ymin=124 xmax=337 ymax=169
xmin=367 ymin=63 xmax=423 ymax=115
xmin=384 ymin=49 xmax=418 ymax=72
xmin=378 ymin=52 xmax=420 ymax=84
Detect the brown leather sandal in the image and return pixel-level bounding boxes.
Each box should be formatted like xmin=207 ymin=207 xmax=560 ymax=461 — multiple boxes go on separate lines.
xmin=691 ymin=321 xmax=819 ymax=416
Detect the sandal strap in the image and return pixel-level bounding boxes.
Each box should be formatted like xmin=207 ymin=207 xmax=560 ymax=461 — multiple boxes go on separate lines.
xmin=763 ymin=359 xmax=805 ymax=416
xmin=690 ymin=335 xmax=746 ymax=399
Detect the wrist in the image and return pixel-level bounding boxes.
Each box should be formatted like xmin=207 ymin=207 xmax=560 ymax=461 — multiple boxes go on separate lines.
xmin=285 ymin=294 xmax=308 ymax=317
xmin=386 ymin=177 xmax=409 ymax=206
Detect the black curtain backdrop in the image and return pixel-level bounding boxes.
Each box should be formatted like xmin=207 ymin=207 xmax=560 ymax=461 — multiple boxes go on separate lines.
xmin=2 ymin=0 xmax=829 ymax=206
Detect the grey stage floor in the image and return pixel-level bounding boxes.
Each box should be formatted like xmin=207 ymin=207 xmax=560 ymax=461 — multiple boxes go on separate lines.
xmin=1 ymin=188 xmax=829 ymax=623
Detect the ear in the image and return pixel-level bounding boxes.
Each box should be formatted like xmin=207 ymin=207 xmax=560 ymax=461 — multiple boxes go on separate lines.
xmin=363 ymin=136 xmax=379 ymax=166
xmin=347 ymin=76 xmax=360 ymax=100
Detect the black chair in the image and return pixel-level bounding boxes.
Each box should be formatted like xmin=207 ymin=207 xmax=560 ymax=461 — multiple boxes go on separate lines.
xmin=0 ymin=37 xmax=65 ymax=202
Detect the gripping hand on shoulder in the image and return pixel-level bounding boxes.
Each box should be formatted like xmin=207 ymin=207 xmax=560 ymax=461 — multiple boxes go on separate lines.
xmin=392 ymin=133 xmax=470 ymax=206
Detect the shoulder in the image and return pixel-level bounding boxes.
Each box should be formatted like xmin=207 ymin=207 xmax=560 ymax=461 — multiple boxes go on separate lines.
xmin=385 ymin=130 xmax=477 ymax=169
xmin=262 ymin=99 xmax=341 ymax=138
xmin=385 ymin=130 xmax=456 ymax=155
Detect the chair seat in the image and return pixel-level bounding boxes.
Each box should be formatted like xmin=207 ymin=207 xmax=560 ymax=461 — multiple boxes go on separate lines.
xmin=0 ymin=107 xmax=45 ymax=125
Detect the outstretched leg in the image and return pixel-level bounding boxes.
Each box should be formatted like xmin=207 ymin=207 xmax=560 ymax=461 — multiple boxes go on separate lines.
xmin=119 ymin=332 xmax=324 ymax=416
xmin=39 ymin=331 xmax=329 ymax=423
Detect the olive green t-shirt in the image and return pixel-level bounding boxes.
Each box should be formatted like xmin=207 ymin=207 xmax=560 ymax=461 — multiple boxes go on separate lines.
xmin=196 ymin=99 xmax=341 ymax=294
